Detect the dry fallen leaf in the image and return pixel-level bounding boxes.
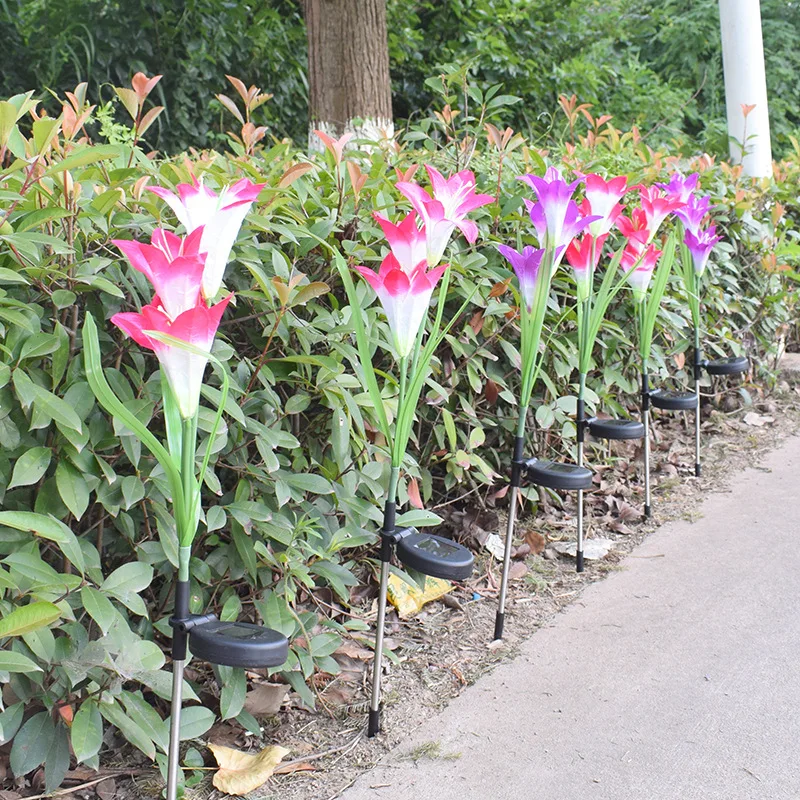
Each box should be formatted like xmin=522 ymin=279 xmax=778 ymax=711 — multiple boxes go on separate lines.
xmin=209 ymin=743 xmax=290 ymax=795
xmin=244 ymin=684 xmax=288 ymax=718
xmin=274 ymin=761 xmax=315 ymax=775
xmin=524 ymin=528 xmax=546 ymax=555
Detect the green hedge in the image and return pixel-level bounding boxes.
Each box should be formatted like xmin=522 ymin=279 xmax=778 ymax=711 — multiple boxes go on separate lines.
xmin=0 ymin=75 xmax=797 ymax=789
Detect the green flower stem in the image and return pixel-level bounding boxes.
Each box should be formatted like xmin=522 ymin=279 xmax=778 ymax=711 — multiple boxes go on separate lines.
xmin=639 ymin=295 xmax=648 ymax=371
xmin=577 ymin=297 xmax=589 ymax=371
xmin=393 ymin=269 xmax=477 ymax=472
xmin=180 ymin=416 xmax=198 ymax=548
xmin=178 ymin=545 xmax=191 ymax=583
xmin=392 ymin=356 xmax=409 ymax=468
xmin=386 ymin=466 xmax=400 ymax=511
xmin=639 ymin=232 xmax=677 ymax=371
xmin=515 ymin=406 xmax=528 ymax=440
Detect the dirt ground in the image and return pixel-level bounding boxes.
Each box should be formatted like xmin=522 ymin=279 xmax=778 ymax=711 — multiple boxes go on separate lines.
xmin=13 ymin=375 xmax=800 ymax=800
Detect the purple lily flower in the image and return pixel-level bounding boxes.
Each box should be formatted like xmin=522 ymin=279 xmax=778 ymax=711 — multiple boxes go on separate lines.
xmin=518 ymin=167 xmax=599 ymax=260
xmin=497 ymin=244 xmax=564 ymax=311
xmin=684 ymin=224 xmax=721 ymax=277
xmin=657 ymin=171 xmax=700 ymax=205
xmin=674 ymin=194 xmax=713 ymax=236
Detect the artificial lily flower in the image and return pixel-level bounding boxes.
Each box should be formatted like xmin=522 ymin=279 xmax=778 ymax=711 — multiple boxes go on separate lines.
xmin=355 ymin=253 xmax=447 ymax=358
xmin=657 ymin=171 xmax=699 ymax=205
xmin=112 ymin=294 xmax=232 ymax=419
xmin=580 ymin=174 xmax=627 ymax=237
xmin=113 ymin=228 xmax=205 ymax=320
xmin=639 ymin=185 xmax=685 ymax=243
xmin=519 ymin=167 xmax=599 ymax=260
xmin=497 ymin=244 xmax=563 ymax=311
xmin=621 ymin=242 xmax=662 ymax=303
xmin=397 ymin=165 xmax=493 ymax=266
xmin=684 ymin=225 xmax=721 ymax=277
xmin=674 ymin=193 xmax=713 ymax=236
xmin=616 ymin=207 xmax=650 ymax=248
xmin=148 ymin=177 xmax=265 ymax=299
xmin=565 ymin=234 xmax=607 ymax=303
xmin=373 ymin=211 xmax=427 ymax=273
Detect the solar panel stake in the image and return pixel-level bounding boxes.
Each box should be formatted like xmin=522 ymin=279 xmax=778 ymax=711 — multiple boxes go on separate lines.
xmin=166 ymin=579 xmax=189 ymax=800
xmin=166 ymin=567 xmax=289 ymax=796
xmin=495 ymin=436 xmax=525 ymax=640
xmin=642 ymin=373 xmax=652 ymax=518
xmin=368 ymin=504 xmax=395 ymax=738
xmin=694 ymin=377 xmax=702 ymax=477
xmin=370 ymin=508 xmax=474 ymax=732
xmin=576 ymin=395 xmax=586 ymax=573
xmin=693 ymin=335 xmax=703 ymax=477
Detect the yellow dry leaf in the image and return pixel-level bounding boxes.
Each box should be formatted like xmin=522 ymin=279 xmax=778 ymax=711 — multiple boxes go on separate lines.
xmin=209 ymin=743 xmax=290 ymax=796
xmin=386 ymin=573 xmax=452 ymax=619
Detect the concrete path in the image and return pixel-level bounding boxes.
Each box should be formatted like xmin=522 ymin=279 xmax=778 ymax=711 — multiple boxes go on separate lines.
xmin=340 ymin=437 xmax=800 ymax=800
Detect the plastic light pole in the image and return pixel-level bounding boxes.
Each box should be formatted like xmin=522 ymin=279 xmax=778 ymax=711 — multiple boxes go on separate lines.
xmin=718 ymin=0 xmax=772 ymax=177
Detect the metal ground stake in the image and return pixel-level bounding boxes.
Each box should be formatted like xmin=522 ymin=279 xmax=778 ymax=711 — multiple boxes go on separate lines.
xmin=494 ymin=436 xmax=525 ymax=639
xmin=166 ymin=569 xmax=190 ymax=800
xmin=368 ymin=503 xmax=395 ymax=737
xmin=642 ymin=373 xmax=652 ymax=518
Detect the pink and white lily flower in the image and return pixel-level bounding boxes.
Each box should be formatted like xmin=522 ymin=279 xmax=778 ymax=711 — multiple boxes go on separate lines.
xmin=396 ymin=166 xmax=493 ymax=266
xmin=580 ymin=174 xmax=628 ymax=237
xmin=148 ymin=177 xmax=265 ymax=299
xmin=113 ymin=228 xmax=206 ymax=320
xmin=565 ymin=234 xmax=607 ymax=303
xmin=620 ymin=242 xmax=662 ymax=303
xmin=373 ymin=211 xmax=427 ymax=273
xmin=355 ymin=253 xmax=447 ymax=358
xmin=616 ymin=207 xmax=651 ymax=249
xmin=639 ymin=185 xmax=685 ymax=243
xmin=112 ymin=294 xmax=233 ymax=419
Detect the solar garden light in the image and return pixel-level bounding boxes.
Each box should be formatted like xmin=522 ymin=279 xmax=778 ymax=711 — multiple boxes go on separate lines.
xmin=83 ymin=314 xmax=289 ymax=800
xmin=494 ymin=168 xmax=618 ymax=635
xmin=335 ymin=167 xmax=491 ymax=736
xmin=637 ymin=175 xmax=748 ymax=500
xmin=565 ymin=222 xmax=647 ymax=572
xmin=628 ymin=233 xmax=679 ymax=517
xmin=674 ymin=190 xmax=749 ymax=478
xmin=80 ymin=181 xmax=292 ymax=800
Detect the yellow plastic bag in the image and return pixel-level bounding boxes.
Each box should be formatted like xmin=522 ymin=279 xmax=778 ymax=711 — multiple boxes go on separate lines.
xmin=386 ymin=573 xmax=453 ymax=619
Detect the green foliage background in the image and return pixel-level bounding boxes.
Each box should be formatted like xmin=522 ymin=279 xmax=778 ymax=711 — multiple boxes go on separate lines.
xmin=1 ymin=0 xmax=798 ymax=154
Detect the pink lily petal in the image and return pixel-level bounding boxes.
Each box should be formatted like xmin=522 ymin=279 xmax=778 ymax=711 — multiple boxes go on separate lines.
xmin=354 ymin=253 xmax=445 ymax=357
xmin=113 ymin=295 xmax=233 ymax=418
xmin=397 ymin=167 xmax=491 ymax=265
xmin=374 ymin=211 xmax=427 ymax=273
xmin=148 ymin=178 xmax=265 ymax=298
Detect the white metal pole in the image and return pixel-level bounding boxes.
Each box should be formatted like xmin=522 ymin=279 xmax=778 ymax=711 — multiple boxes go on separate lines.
xmin=718 ymin=0 xmax=772 ymax=177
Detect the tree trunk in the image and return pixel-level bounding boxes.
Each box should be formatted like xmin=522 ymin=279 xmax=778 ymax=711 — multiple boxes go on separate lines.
xmin=305 ymin=0 xmax=393 ymax=149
